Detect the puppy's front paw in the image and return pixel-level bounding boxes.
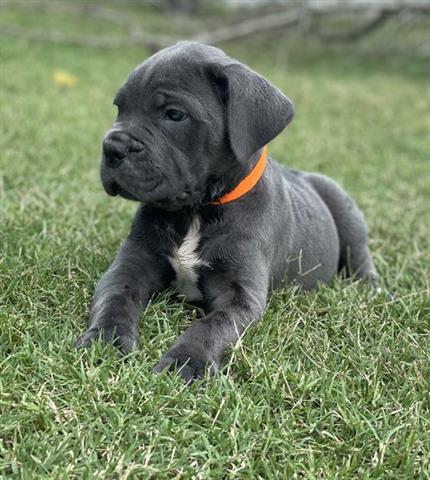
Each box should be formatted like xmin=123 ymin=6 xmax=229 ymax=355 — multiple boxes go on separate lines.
xmin=75 ymin=325 xmax=138 ymax=354
xmin=153 ymin=345 xmax=218 ymax=384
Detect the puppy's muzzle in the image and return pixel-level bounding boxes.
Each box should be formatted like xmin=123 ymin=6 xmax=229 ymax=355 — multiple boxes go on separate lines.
xmin=101 ymin=128 xmax=196 ymax=208
xmin=102 ymin=130 xmax=144 ymax=169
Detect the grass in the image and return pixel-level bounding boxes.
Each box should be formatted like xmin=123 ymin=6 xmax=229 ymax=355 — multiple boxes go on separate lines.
xmin=1 ymin=4 xmax=430 ymax=479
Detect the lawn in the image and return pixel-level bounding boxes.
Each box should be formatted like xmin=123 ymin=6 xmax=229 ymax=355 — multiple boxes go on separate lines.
xmin=1 ymin=4 xmax=429 ymax=479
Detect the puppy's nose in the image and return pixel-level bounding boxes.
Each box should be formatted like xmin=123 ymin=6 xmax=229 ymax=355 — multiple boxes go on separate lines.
xmin=103 ymin=130 xmax=130 ymax=168
xmin=103 ymin=130 xmax=144 ymax=168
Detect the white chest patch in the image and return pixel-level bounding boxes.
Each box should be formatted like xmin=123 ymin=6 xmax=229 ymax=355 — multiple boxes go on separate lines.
xmin=169 ymin=216 xmax=206 ymax=302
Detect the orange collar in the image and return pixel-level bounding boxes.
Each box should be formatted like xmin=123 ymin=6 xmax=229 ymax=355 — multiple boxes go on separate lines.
xmin=211 ymin=146 xmax=268 ymax=205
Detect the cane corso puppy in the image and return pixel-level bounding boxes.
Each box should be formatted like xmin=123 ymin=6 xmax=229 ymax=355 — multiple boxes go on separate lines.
xmin=76 ymin=42 xmax=378 ymax=382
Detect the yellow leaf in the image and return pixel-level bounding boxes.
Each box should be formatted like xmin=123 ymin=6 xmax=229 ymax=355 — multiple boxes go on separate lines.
xmin=52 ymin=69 xmax=78 ymax=88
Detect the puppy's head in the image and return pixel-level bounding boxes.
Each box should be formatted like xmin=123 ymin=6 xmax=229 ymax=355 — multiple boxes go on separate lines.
xmin=101 ymin=42 xmax=294 ymax=210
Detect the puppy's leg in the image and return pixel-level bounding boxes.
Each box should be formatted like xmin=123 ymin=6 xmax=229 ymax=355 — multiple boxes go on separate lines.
xmin=76 ymin=237 xmax=172 ymax=353
xmin=154 ymin=263 xmax=268 ymax=383
xmin=306 ymin=174 xmax=379 ymax=285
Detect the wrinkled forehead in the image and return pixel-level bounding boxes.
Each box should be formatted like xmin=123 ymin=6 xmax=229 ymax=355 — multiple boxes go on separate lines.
xmin=118 ymin=51 xmax=212 ymax=102
xmin=116 ymin=43 xmax=232 ymax=104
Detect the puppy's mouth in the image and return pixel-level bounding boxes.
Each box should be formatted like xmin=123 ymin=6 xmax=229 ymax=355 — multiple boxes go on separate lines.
xmin=100 ymin=149 xmax=200 ymax=209
xmin=105 ymin=180 xmax=140 ymax=202
xmin=101 ymin=157 xmax=165 ymax=203
xmin=103 ymin=177 xmax=197 ymax=210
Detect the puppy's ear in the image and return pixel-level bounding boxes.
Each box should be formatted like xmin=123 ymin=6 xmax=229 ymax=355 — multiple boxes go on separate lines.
xmin=210 ymin=62 xmax=294 ymax=162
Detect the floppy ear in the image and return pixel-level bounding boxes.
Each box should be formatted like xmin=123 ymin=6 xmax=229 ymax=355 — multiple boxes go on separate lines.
xmin=213 ymin=62 xmax=295 ymax=162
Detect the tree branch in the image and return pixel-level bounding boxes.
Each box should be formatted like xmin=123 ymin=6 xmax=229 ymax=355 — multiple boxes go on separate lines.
xmin=312 ymin=9 xmax=395 ymax=42
xmin=194 ymin=8 xmax=303 ymax=45
xmin=0 ymin=0 xmax=429 ymax=51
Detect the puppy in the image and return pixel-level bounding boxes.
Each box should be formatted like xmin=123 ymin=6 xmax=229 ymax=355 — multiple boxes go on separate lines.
xmin=76 ymin=42 xmax=378 ymax=382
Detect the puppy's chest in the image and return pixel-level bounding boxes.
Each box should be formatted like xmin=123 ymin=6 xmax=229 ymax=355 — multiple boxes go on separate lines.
xmin=168 ymin=217 xmax=207 ymax=302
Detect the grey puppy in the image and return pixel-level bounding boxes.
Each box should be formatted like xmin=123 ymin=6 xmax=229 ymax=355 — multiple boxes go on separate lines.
xmin=76 ymin=42 xmax=378 ymax=382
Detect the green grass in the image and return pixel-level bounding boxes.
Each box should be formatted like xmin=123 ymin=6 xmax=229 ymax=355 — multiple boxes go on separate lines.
xmin=1 ymin=4 xmax=430 ymax=479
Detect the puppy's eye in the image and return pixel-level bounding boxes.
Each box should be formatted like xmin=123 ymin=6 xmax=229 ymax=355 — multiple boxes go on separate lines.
xmin=165 ymin=109 xmax=188 ymax=122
